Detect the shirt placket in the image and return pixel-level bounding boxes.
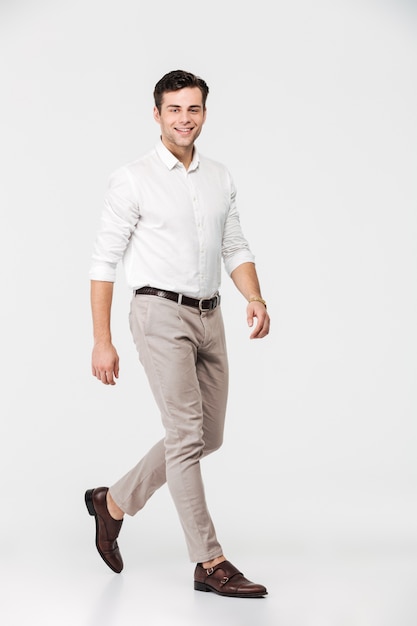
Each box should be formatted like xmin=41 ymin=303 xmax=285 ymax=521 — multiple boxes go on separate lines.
xmin=186 ymin=173 xmax=207 ymax=297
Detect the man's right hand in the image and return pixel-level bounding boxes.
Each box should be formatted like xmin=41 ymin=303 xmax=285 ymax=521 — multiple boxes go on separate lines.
xmin=91 ymin=342 xmax=120 ymax=385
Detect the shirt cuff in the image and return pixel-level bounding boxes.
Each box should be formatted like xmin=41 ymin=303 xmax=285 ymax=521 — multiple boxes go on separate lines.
xmin=224 ymin=251 xmax=255 ymax=276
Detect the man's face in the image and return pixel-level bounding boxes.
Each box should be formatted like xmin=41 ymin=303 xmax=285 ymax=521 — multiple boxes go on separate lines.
xmin=153 ymin=87 xmax=206 ymax=153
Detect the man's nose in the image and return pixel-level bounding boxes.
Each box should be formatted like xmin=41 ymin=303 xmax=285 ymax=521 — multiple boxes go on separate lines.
xmin=178 ymin=112 xmax=191 ymax=124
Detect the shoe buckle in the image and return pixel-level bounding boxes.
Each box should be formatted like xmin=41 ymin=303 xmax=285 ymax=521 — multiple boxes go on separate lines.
xmin=206 ymin=567 xmax=214 ymax=575
xmin=220 ymin=576 xmax=229 ymax=586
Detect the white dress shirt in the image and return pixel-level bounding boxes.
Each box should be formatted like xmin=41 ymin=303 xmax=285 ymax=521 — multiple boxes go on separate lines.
xmin=89 ymin=140 xmax=255 ymax=299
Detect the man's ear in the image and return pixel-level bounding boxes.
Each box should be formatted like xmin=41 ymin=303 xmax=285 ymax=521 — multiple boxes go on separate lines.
xmin=153 ymin=106 xmax=160 ymax=123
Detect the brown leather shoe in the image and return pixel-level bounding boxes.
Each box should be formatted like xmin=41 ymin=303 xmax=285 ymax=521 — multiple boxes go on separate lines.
xmin=194 ymin=560 xmax=267 ymax=598
xmin=85 ymin=487 xmax=124 ymax=573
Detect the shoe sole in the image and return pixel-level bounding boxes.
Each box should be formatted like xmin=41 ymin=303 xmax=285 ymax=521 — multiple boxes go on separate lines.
xmin=194 ymin=581 xmax=267 ymax=598
xmin=84 ymin=488 xmax=123 ymax=574
xmin=85 ymin=489 xmax=96 ymax=516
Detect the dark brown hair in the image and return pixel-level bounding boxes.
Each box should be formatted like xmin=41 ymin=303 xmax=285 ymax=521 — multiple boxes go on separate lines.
xmin=153 ymin=70 xmax=209 ymax=112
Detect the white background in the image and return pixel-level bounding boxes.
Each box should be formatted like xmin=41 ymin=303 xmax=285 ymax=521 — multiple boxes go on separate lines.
xmin=1 ymin=1 xmax=416 ymax=624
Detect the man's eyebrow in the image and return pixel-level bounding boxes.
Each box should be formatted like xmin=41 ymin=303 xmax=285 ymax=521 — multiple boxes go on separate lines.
xmin=166 ymin=104 xmax=202 ymax=108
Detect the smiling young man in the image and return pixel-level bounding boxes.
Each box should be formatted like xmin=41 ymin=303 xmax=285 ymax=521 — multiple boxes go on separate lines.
xmin=153 ymin=87 xmax=206 ymax=166
xmin=86 ymin=70 xmax=270 ymax=598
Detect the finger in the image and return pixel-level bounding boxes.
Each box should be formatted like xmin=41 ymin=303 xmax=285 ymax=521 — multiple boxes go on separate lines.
xmin=250 ymin=315 xmax=270 ymax=339
xmin=99 ymin=370 xmax=109 ymax=385
xmin=250 ymin=324 xmax=262 ymax=339
xmin=246 ymin=310 xmax=255 ymax=328
xmin=104 ymin=370 xmax=117 ymax=385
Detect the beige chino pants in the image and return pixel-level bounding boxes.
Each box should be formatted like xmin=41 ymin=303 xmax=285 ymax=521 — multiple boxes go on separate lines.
xmin=109 ymin=294 xmax=228 ymax=563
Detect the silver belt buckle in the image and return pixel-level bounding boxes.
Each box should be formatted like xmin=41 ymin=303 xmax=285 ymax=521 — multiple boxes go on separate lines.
xmin=198 ymin=297 xmax=209 ymax=311
xmin=198 ymin=293 xmax=220 ymax=311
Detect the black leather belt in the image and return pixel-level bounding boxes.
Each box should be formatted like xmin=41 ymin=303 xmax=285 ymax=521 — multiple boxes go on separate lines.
xmin=134 ymin=286 xmax=221 ymax=311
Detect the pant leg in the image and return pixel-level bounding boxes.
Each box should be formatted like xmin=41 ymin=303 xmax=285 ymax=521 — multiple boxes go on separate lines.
xmin=109 ymin=438 xmax=166 ymax=515
xmin=110 ymin=295 xmax=228 ymax=562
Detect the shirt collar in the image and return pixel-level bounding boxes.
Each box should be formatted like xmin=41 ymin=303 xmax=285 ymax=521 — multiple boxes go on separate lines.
xmin=155 ymin=138 xmax=200 ymax=172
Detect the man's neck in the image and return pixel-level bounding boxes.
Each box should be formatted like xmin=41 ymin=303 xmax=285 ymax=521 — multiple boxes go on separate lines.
xmin=161 ymin=138 xmax=194 ymax=170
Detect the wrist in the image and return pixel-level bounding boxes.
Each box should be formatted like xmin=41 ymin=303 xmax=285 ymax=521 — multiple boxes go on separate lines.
xmin=248 ymin=296 xmax=267 ymax=308
xmin=93 ymin=336 xmax=112 ymax=346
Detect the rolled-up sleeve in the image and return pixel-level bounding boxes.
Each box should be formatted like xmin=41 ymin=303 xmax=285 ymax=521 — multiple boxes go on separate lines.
xmin=222 ymin=175 xmax=255 ymax=276
xmin=89 ymin=167 xmax=140 ymax=282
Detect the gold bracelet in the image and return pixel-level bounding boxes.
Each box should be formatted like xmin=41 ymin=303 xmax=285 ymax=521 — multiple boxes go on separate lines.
xmin=249 ymin=296 xmax=267 ymax=308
